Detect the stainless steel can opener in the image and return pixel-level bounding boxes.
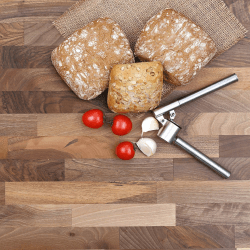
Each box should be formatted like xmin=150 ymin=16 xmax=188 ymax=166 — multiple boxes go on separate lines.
xmin=153 ymin=74 xmax=239 ymax=179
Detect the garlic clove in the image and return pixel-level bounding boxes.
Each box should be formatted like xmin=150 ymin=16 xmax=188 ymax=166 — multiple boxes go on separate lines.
xmin=136 ymin=138 xmax=157 ymax=157
xmin=141 ymin=117 xmax=159 ymax=136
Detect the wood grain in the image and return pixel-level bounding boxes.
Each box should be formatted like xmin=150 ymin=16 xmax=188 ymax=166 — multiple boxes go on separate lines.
xmin=120 ymin=226 xmax=235 ymax=249
xmin=24 ymin=22 xmax=64 ymax=46
xmin=2 ymin=46 xmax=54 ymax=68
xmin=0 ymin=68 xmax=68 ymax=91
xmin=157 ymin=181 xmax=250 ymax=203
xmin=0 ymin=23 xmax=24 ymax=46
xmin=174 ymin=158 xmax=250 ymax=181
xmin=0 ymin=137 xmax=8 ymax=159
xmin=0 ymin=159 xmax=64 ymax=182
xmin=0 ymin=227 xmax=119 ymax=250
xmin=0 ymin=114 xmax=37 ymax=136
xmin=236 ymin=226 xmax=250 ymax=248
xmin=0 ymin=183 xmax=4 ymax=205
xmin=8 ymin=136 xmax=119 ymax=160
xmin=65 ymin=158 xmax=173 ymax=181
xmin=72 ymin=204 xmax=175 ymax=227
xmin=0 ymin=205 xmax=71 ymax=226
xmin=176 ymin=203 xmax=250 ymax=226
xmin=220 ymin=135 xmax=250 ymax=157
xmin=0 ymin=91 xmax=110 ymax=114
xmin=5 ymin=181 xmax=157 ymax=204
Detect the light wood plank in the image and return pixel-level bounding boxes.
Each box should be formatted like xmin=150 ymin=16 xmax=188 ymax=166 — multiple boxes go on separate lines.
xmin=0 ymin=23 xmax=24 ymax=46
xmin=236 ymin=226 xmax=250 ymax=248
xmin=65 ymin=158 xmax=173 ymax=181
xmin=0 ymin=159 xmax=64 ymax=182
xmin=176 ymin=203 xmax=250 ymax=226
xmin=0 ymin=137 xmax=8 ymax=159
xmin=0 ymin=227 xmax=119 ymax=250
xmin=0 ymin=205 xmax=71 ymax=226
xmin=0 ymin=114 xmax=37 ymax=136
xmin=174 ymin=158 xmax=250 ymax=181
xmin=5 ymin=181 xmax=157 ymax=204
xmin=157 ymin=181 xmax=250 ymax=203
xmin=120 ymin=226 xmax=235 ymax=249
xmin=72 ymin=204 xmax=175 ymax=227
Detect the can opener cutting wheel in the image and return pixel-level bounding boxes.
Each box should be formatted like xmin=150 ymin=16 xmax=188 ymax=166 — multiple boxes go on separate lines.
xmin=153 ymin=74 xmax=239 ymax=179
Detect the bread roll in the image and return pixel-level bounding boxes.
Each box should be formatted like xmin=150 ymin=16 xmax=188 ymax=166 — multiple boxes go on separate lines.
xmin=135 ymin=9 xmax=217 ymax=86
xmin=108 ymin=62 xmax=163 ymax=113
xmin=51 ymin=18 xmax=134 ymax=100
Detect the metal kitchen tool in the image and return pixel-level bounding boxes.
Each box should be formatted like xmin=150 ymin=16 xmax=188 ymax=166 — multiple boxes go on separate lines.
xmin=153 ymin=74 xmax=239 ymax=178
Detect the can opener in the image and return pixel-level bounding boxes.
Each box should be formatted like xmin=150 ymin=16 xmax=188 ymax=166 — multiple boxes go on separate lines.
xmin=153 ymin=74 xmax=238 ymax=179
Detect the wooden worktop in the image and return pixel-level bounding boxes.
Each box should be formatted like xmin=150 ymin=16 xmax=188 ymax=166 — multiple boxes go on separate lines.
xmin=0 ymin=0 xmax=250 ymax=249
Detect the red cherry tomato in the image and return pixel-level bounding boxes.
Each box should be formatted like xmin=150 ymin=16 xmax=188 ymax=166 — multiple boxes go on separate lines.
xmin=82 ymin=109 xmax=104 ymax=129
xmin=112 ymin=115 xmax=132 ymax=136
xmin=116 ymin=141 xmax=135 ymax=160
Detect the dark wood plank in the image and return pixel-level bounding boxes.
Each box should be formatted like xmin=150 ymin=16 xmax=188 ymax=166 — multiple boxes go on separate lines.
xmin=65 ymin=158 xmax=173 ymax=181
xmin=0 ymin=114 xmax=37 ymax=136
xmin=176 ymin=203 xmax=250 ymax=226
xmin=0 ymin=227 xmax=119 ymax=250
xmin=0 ymin=23 xmax=24 ymax=46
xmin=220 ymin=135 xmax=250 ymax=157
xmin=0 ymin=68 xmax=69 ymax=91
xmin=0 ymin=137 xmax=8 ymax=159
xmin=5 ymin=181 xmax=157 ymax=204
xmin=24 ymin=22 xmax=64 ymax=46
xmin=0 ymin=183 xmax=4 ymax=205
xmin=0 ymin=204 xmax=71 ymax=226
xmin=0 ymin=91 xmax=110 ymax=114
xmin=0 ymin=2 xmax=21 ymax=23
xmin=0 ymin=159 xmax=64 ymax=182
xmin=2 ymin=46 xmax=54 ymax=68
xmin=0 ymin=46 xmax=2 ymax=69
xmin=157 ymin=181 xmax=250 ymax=203
xmin=119 ymin=226 xmax=235 ymax=249
xmin=174 ymin=158 xmax=250 ymax=181
xmin=235 ymin=225 xmax=250 ymax=248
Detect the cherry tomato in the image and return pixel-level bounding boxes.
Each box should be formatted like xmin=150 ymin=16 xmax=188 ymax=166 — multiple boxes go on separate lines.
xmin=82 ymin=109 xmax=104 ymax=129
xmin=112 ymin=115 xmax=132 ymax=136
xmin=116 ymin=141 xmax=135 ymax=160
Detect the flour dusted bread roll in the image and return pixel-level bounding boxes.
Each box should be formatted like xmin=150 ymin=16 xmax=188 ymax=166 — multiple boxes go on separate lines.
xmin=135 ymin=9 xmax=217 ymax=86
xmin=51 ymin=18 xmax=134 ymax=100
xmin=108 ymin=62 xmax=163 ymax=113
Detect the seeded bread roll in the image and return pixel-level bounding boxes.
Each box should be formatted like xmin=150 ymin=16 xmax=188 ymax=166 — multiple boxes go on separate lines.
xmin=51 ymin=18 xmax=134 ymax=100
xmin=108 ymin=62 xmax=163 ymax=113
xmin=135 ymin=9 xmax=217 ymax=86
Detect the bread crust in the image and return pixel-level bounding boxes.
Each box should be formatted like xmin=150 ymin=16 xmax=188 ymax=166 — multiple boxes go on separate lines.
xmin=51 ymin=18 xmax=134 ymax=100
xmin=135 ymin=9 xmax=217 ymax=86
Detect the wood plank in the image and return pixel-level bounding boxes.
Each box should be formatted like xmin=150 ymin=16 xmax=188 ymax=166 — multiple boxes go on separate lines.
xmin=0 ymin=91 xmax=110 ymax=114
xmin=0 ymin=68 xmax=68 ymax=91
xmin=160 ymin=90 xmax=250 ymax=113
xmin=5 ymin=181 xmax=157 ymax=204
xmin=72 ymin=204 xmax=175 ymax=227
xmin=24 ymin=22 xmax=64 ymax=46
xmin=157 ymin=181 xmax=250 ymax=203
xmin=0 ymin=204 xmax=71 ymax=226
xmin=2 ymin=46 xmax=54 ymax=68
xmin=174 ymin=158 xmax=250 ymax=181
xmin=0 ymin=46 xmax=2 ymax=69
xmin=0 ymin=23 xmax=24 ymax=46
xmin=0 ymin=183 xmax=4 ymax=205
xmin=119 ymin=226 xmax=235 ymax=249
xmin=8 ymin=136 xmax=119 ymax=160
xmin=0 ymin=159 xmax=64 ymax=182
xmin=65 ymin=158 xmax=173 ymax=181
xmin=220 ymin=135 xmax=250 ymax=157
xmin=0 ymin=137 xmax=8 ymax=159
xmin=176 ymin=203 xmax=250 ymax=226
xmin=0 ymin=114 xmax=37 ymax=136
xmin=175 ymin=113 xmax=250 ymax=136
xmin=0 ymin=227 xmax=119 ymax=250
xmin=236 ymin=226 xmax=250 ymax=248
xmin=7 ymin=135 xmax=218 ymax=160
